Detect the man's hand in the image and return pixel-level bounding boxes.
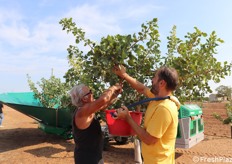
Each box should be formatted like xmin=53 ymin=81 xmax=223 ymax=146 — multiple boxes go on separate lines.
xmin=113 ymin=65 xmax=127 ymax=78
xmin=115 ymin=106 xmax=131 ymax=121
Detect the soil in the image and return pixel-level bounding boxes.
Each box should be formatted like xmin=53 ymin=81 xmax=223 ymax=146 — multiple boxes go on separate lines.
xmin=0 ymin=102 xmax=232 ymax=164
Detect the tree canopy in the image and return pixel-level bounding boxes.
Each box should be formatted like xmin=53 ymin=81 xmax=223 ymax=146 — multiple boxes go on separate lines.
xmin=27 ymin=17 xmax=232 ymax=110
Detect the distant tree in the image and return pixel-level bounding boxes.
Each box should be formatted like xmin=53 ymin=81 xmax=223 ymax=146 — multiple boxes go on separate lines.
xmin=27 ymin=71 xmax=72 ymax=110
xmin=215 ymin=85 xmax=232 ymax=100
xmin=213 ymin=87 xmax=232 ymax=136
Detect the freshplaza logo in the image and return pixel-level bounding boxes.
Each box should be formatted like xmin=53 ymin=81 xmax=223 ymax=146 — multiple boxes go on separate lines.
xmin=193 ymin=156 xmax=232 ymax=163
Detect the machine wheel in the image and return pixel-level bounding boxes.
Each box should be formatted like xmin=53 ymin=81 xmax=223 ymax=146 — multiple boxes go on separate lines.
xmin=114 ymin=136 xmax=128 ymax=145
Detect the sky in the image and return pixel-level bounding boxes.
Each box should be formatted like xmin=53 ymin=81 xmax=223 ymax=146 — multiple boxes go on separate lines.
xmin=0 ymin=0 xmax=232 ymax=94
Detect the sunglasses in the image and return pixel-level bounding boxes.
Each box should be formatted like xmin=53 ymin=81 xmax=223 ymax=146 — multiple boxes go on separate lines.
xmin=83 ymin=90 xmax=92 ymax=97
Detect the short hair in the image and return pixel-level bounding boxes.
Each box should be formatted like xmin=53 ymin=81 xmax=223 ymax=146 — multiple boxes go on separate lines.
xmin=69 ymin=84 xmax=85 ymax=107
xmin=157 ymin=66 xmax=179 ymax=91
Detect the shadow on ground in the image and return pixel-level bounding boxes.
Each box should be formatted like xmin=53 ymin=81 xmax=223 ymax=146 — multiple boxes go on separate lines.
xmin=0 ymin=127 xmax=74 ymax=155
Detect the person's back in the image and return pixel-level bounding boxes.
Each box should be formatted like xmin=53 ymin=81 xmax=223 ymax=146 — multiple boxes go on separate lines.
xmin=72 ymin=111 xmax=103 ymax=164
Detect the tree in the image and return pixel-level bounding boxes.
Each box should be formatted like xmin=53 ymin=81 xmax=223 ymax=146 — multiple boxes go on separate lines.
xmin=28 ymin=17 xmax=232 ymax=111
xmin=213 ymin=101 xmax=232 ymax=139
xmin=27 ymin=71 xmax=73 ymax=110
xmin=164 ymin=26 xmax=231 ymax=102
xmin=59 ymin=18 xmax=231 ymax=105
xmin=215 ymin=85 xmax=232 ymax=100
xmin=213 ymin=85 xmax=232 ymax=132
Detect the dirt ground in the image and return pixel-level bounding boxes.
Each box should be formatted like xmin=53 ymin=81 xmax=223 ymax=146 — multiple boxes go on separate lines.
xmin=0 ymin=102 xmax=232 ymax=164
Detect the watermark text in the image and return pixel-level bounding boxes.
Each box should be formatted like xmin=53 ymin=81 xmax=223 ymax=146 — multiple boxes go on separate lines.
xmin=193 ymin=156 xmax=232 ymax=163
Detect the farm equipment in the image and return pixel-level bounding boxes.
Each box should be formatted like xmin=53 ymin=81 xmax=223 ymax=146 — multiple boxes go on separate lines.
xmin=0 ymin=92 xmax=73 ymax=139
xmin=175 ymin=104 xmax=204 ymax=148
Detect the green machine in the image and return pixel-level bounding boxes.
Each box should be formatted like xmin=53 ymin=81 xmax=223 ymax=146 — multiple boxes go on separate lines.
xmin=175 ymin=104 xmax=204 ymax=148
xmin=0 ymin=92 xmax=73 ymax=139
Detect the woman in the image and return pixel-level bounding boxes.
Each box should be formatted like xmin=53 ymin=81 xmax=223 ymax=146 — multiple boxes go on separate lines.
xmin=70 ymin=83 xmax=122 ymax=164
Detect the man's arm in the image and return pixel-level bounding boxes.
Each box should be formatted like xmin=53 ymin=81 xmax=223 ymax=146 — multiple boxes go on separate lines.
xmin=116 ymin=106 xmax=158 ymax=145
xmin=113 ymin=65 xmax=149 ymax=95
xmin=126 ymin=116 xmax=158 ymax=145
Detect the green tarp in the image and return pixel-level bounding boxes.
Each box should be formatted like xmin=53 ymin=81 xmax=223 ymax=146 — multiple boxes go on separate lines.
xmin=0 ymin=92 xmax=72 ymax=129
xmin=0 ymin=92 xmax=42 ymax=106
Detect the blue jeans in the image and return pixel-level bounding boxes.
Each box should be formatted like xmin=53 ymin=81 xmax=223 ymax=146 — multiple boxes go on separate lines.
xmin=0 ymin=113 xmax=4 ymax=126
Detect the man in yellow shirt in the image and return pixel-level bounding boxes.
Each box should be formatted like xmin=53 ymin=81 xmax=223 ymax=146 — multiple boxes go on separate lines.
xmin=113 ymin=65 xmax=180 ymax=164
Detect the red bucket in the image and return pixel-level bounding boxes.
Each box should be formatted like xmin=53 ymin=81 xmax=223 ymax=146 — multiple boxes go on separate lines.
xmin=105 ymin=109 xmax=143 ymax=136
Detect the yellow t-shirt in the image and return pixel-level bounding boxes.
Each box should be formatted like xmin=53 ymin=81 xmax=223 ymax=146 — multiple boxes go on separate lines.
xmin=142 ymin=88 xmax=179 ymax=164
